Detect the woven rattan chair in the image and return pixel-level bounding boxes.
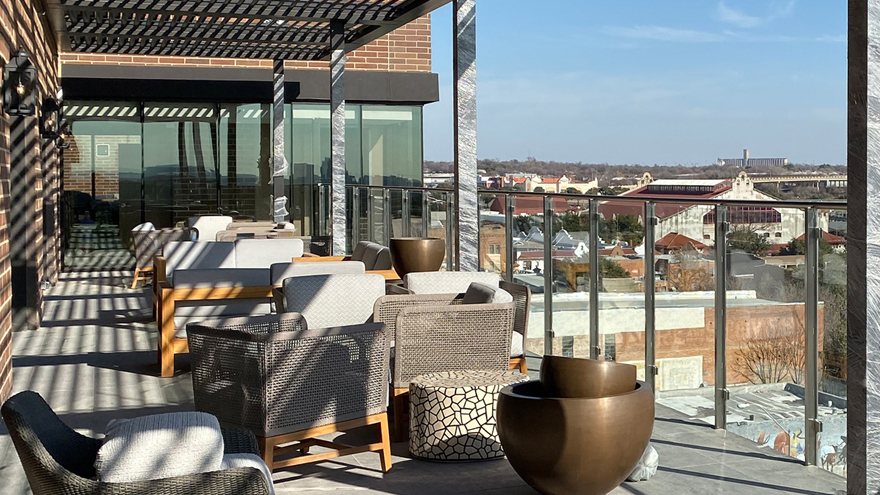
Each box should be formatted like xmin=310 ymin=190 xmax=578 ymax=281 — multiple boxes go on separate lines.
xmin=186 ymin=313 xmax=392 ymax=473
xmin=373 ymin=293 xmax=515 ymax=440
xmin=1 ymin=391 xmax=271 ymax=495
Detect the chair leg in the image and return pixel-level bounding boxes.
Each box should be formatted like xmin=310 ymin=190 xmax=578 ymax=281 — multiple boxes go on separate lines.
xmin=159 ymin=292 xmax=175 ymax=378
xmin=392 ymin=389 xmax=408 ymax=443
xmin=131 ymin=267 xmax=141 ymax=289
xmin=378 ymin=412 xmax=393 ymax=472
xmin=257 ymin=436 xmax=276 ymax=472
xmin=519 ymin=358 xmax=528 ymax=374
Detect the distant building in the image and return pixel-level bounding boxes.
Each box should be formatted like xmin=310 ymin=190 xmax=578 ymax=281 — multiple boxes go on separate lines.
xmin=526 ymin=175 xmax=598 ymax=193
xmin=718 ymin=149 xmax=788 ymax=168
xmin=602 ymin=171 xmax=828 ymax=244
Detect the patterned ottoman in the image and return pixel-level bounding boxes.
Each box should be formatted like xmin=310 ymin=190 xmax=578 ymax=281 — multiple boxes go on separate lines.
xmin=409 ymin=370 xmax=529 ymax=461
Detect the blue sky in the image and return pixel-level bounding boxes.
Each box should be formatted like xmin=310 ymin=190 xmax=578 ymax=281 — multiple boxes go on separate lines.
xmin=424 ymin=1 xmax=846 ymax=166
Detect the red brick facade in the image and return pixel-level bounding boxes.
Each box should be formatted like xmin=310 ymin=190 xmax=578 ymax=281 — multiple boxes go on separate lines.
xmin=59 ymin=15 xmax=432 ymax=73
xmin=0 ymin=0 xmax=61 ymax=401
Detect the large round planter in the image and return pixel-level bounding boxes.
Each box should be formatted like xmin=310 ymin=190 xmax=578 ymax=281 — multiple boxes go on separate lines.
xmin=497 ymin=357 xmax=654 ymax=495
xmin=389 ymin=237 xmax=446 ymax=279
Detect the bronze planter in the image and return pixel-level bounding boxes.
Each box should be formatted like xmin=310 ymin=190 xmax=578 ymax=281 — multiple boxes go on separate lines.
xmin=497 ymin=356 xmax=654 ymax=495
xmin=389 ymin=237 xmax=446 ymax=279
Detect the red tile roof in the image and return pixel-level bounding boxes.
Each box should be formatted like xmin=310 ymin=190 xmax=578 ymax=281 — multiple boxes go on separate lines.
xmin=490 ymin=196 xmax=569 ymax=215
xmin=795 ymin=230 xmax=846 ymax=245
xmin=655 ymin=232 xmax=709 ymax=252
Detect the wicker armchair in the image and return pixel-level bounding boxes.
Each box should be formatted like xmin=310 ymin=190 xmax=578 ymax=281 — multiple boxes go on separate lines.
xmin=373 ymin=293 xmax=515 ymax=439
xmin=186 ymin=313 xmax=392 ymax=473
xmin=1 ymin=391 xmax=271 ymax=495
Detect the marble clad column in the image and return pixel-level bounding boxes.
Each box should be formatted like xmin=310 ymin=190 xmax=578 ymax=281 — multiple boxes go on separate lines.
xmin=453 ymin=0 xmax=478 ymax=271
xmin=329 ymin=22 xmax=348 ymax=256
xmin=272 ymin=59 xmax=288 ymax=223
xmin=848 ymin=0 xmax=879 ymax=492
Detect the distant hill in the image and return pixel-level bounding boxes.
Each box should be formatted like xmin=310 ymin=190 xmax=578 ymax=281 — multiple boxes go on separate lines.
xmin=425 ymin=159 xmax=846 ymax=187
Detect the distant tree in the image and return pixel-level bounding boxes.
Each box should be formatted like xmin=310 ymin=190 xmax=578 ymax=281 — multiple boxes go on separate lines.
xmin=600 ymin=258 xmax=630 ymax=278
xmin=668 ymin=250 xmax=714 ymax=291
xmin=732 ymin=320 xmax=805 ymax=385
xmin=564 ymin=187 xmax=581 ymax=194
xmin=533 ymin=187 xmax=545 ymax=193
xmin=728 ymin=226 xmax=769 ymax=254
xmin=559 ymin=211 xmax=589 ymax=232
xmin=780 ymin=237 xmax=833 ymax=257
xmin=598 ymin=186 xmax=627 ymax=196
xmin=599 ymin=215 xmax=644 ymax=247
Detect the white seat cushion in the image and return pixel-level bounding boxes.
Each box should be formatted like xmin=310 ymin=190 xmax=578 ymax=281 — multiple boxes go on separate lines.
xmin=405 ymin=272 xmax=501 ymax=295
xmin=510 ymin=331 xmax=523 ymax=358
xmin=220 ymin=454 xmax=275 ymax=495
xmin=163 ymin=241 xmax=236 ymax=284
xmin=270 ymin=261 xmax=366 ymax=286
xmin=283 ymin=274 xmax=385 ymax=328
xmin=95 ymin=412 xmax=223 ymax=483
xmin=234 ymin=238 xmax=304 ymax=268
xmin=187 ymin=215 xmax=233 ymax=242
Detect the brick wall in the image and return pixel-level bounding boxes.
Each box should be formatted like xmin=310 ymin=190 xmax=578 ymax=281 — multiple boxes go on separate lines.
xmin=0 ymin=0 xmax=60 ymax=401
xmin=60 ymin=15 xmax=432 ymax=73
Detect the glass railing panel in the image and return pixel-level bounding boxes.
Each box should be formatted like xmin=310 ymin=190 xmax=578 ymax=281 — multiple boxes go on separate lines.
xmin=723 ymin=205 xmax=810 ymax=463
xmin=478 ymin=191 xmax=504 ymax=276
xmin=423 ymin=189 xmax=453 ymax=270
xmin=547 ymin=194 xmax=592 ymax=357
xmin=508 ymin=194 xmax=551 ymax=355
xmin=818 ymin=207 xmax=847 ymax=477
xmin=648 ymin=202 xmax=718 ymax=419
xmin=387 ymin=189 xmax=404 ymax=240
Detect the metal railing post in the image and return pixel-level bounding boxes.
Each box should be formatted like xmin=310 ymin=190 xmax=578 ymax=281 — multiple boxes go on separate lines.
xmin=367 ymin=187 xmax=375 ymax=243
xmin=351 ymin=187 xmax=361 ymax=249
xmin=402 ymin=190 xmax=411 ymax=237
xmin=421 ymin=191 xmax=430 ymax=238
xmin=317 ymin=183 xmax=327 ymax=236
xmin=505 ymin=194 xmax=514 ymax=282
xmin=446 ymin=193 xmax=454 ymax=271
xmin=714 ymin=205 xmax=729 ymax=430
xmin=589 ymin=199 xmax=600 ymax=360
xmin=804 ymin=207 xmax=821 ymax=466
xmin=644 ymin=201 xmax=657 ymax=390
xmin=543 ymin=195 xmax=554 ymax=356
xmin=383 ymin=189 xmax=392 ymax=246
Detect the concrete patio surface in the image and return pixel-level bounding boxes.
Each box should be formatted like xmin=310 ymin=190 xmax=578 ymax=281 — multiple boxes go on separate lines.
xmin=0 ymin=271 xmax=847 ymax=495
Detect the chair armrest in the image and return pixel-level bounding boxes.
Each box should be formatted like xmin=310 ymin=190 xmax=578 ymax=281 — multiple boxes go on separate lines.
xmin=154 ymin=255 xmax=167 ymax=284
xmin=221 ymin=427 xmax=261 ymax=456
xmin=300 ymin=252 xmax=321 ymax=258
xmin=374 ymin=293 xmax=462 ymax=338
xmin=272 ymin=288 xmax=285 ymax=313
xmin=385 ymin=283 xmax=412 ymax=295
xmin=91 ymin=467 xmax=272 ymax=495
xmin=366 ymin=268 xmax=400 ymax=281
xmin=392 ymin=302 xmax=515 ymax=388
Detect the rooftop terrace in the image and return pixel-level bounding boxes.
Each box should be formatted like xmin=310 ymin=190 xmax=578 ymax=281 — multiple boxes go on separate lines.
xmin=0 ymin=271 xmax=846 ymax=495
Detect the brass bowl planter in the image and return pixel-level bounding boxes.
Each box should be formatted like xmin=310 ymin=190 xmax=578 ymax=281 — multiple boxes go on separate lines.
xmin=497 ymin=356 xmax=654 ymax=495
xmin=389 ymin=237 xmax=446 ymax=279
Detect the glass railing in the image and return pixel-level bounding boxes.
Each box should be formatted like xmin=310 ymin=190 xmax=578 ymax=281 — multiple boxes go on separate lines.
xmin=312 ymin=183 xmax=847 ymax=475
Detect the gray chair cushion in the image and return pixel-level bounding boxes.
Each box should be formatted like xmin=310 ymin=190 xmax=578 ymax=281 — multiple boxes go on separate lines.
xmin=360 ymin=243 xmax=382 ymax=270
xmin=163 ymin=241 xmax=236 ymax=284
xmin=462 ymin=282 xmax=496 ymax=304
xmin=351 ymin=241 xmax=374 ymax=261
xmin=282 ymin=274 xmax=385 ymax=329
xmin=95 ymin=412 xmax=223 ymax=483
xmin=220 ymin=454 xmax=275 ymax=495
xmin=372 ymin=246 xmax=392 ymax=270
xmin=270 ymin=261 xmax=366 ymax=286
xmin=172 ymin=268 xmax=270 ymax=288
xmin=234 ymin=238 xmax=304 ymax=268
xmin=405 ymin=272 xmax=501 ymax=295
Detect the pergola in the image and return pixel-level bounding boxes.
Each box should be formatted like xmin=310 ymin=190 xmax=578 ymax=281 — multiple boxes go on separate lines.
xmin=44 ymin=0 xmax=480 ymax=269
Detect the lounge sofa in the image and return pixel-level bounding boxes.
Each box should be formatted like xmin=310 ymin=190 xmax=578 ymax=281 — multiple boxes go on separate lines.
xmin=154 ymin=238 xmax=305 ymax=377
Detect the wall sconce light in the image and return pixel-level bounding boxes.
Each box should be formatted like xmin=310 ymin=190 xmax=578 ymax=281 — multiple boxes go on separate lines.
xmin=40 ymin=97 xmax=61 ymax=139
xmin=56 ymin=122 xmax=72 ymax=149
xmin=1 ymin=49 xmax=38 ymax=117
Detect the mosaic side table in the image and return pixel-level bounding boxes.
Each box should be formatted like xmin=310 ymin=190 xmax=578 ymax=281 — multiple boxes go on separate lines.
xmin=409 ymin=370 xmax=529 ymax=461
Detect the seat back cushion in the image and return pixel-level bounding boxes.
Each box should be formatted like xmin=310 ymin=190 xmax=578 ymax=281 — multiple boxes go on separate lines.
xmin=221 ymin=454 xmax=275 ymax=495
xmin=95 ymin=412 xmax=223 ymax=483
xmin=270 ymin=261 xmax=366 ymax=286
xmin=372 ymin=246 xmax=392 ymax=270
xmin=405 ymin=271 xmax=501 ymax=295
xmin=283 ymin=274 xmax=385 ymax=328
xmin=351 ymin=241 xmax=374 ymax=261
xmin=360 ymin=243 xmax=382 ymax=270
xmin=188 ymin=215 xmax=233 ymax=241
xmin=234 ymin=238 xmax=304 ymax=268
xmin=163 ymin=241 xmax=236 ymax=284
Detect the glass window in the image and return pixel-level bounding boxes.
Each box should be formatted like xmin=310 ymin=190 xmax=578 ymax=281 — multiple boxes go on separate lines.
xmin=65 ymin=101 xmax=141 ymax=265
xmin=218 ymin=103 xmax=272 ymax=221
xmin=361 ymin=106 xmax=422 ymax=187
xmin=143 ymin=103 xmax=218 ymax=228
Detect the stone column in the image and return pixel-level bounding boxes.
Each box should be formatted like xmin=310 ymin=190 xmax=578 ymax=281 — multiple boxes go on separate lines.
xmin=330 ymin=22 xmax=347 ymax=256
xmin=453 ymin=0 xmax=478 ymax=271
